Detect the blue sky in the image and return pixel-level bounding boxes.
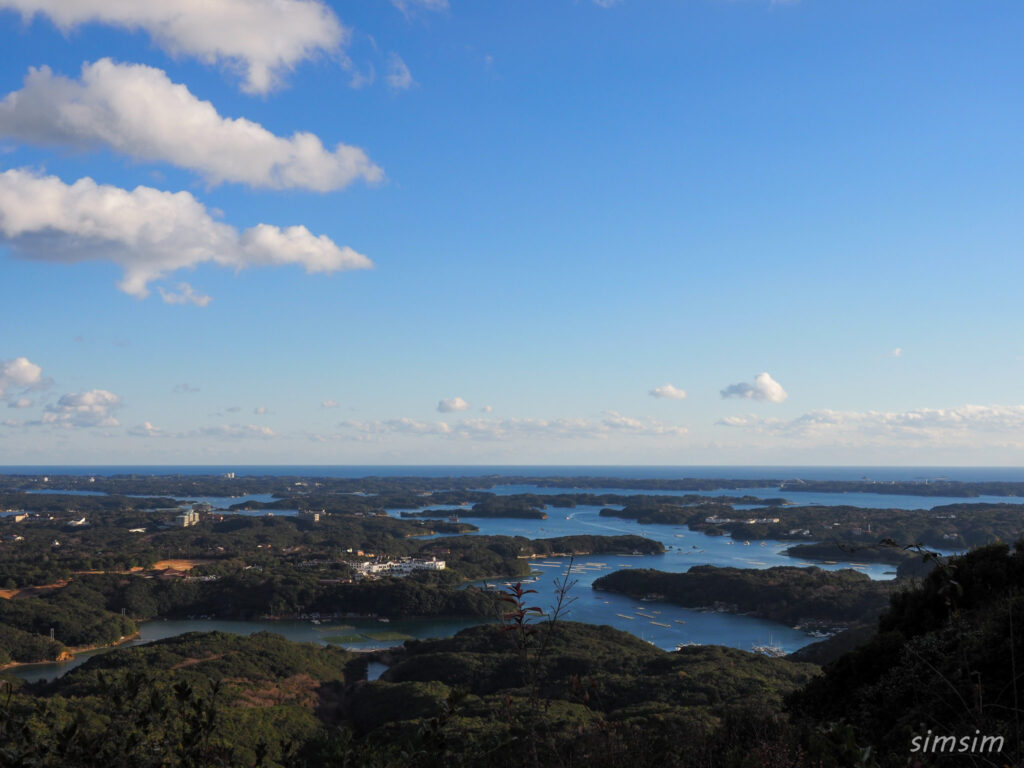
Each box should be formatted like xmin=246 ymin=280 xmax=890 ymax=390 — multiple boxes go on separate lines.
xmin=1 ymin=0 xmax=1023 ymax=465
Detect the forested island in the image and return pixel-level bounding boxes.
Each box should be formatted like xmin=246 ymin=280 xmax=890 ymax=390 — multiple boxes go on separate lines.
xmin=600 ymin=499 xmax=1024 ymax=563
xmin=593 ymin=565 xmax=894 ymax=629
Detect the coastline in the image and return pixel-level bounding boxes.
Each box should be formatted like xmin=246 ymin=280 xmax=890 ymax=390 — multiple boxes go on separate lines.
xmin=0 ymin=631 xmax=141 ymax=674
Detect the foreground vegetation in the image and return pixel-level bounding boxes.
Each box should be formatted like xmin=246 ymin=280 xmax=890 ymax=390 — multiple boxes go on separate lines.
xmin=4 ymin=541 xmax=1022 ymax=766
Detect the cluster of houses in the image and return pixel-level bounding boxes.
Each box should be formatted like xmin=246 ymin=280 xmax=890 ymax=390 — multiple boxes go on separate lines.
xmin=704 ymin=515 xmax=782 ymax=525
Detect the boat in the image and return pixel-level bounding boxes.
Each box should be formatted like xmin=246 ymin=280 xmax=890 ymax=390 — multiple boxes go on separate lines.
xmin=751 ymin=634 xmax=786 ymax=657
xmin=378 ymin=617 xmax=391 ymax=623
xmin=751 ymin=643 xmax=786 ymax=658
xmin=675 ymin=641 xmax=702 ymax=650
xmin=673 ymin=619 xmax=687 ymax=624
xmin=650 ymin=621 xmax=671 ymax=628
xmin=616 ymin=613 xmax=635 ymax=620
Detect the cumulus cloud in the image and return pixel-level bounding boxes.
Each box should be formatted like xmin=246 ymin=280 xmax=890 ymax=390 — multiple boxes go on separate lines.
xmin=480 ymin=405 xmax=494 ymax=413
xmin=385 ymin=54 xmax=415 ymax=91
xmin=392 ymin=0 xmax=449 ymax=16
xmin=0 ymin=60 xmax=383 ymax=191
xmin=43 ymin=389 xmax=121 ymax=427
xmin=199 ymin=424 xmax=275 ymax=438
xmin=600 ymin=411 xmax=688 ymax=436
xmin=128 ymin=420 xmax=168 ymax=437
xmin=888 ymin=347 xmax=903 ymax=358
xmin=173 ymin=383 xmax=199 ymax=394
xmin=720 ymin=372 xmax=788 ymax=403
xmin=0 ymin=356 xmax=49 ymax=403
xmin=649 ymin=383 xmax=687 ymax=400
xmin=0 ymin=0 xmax=346 ymax=94
xmin=0 ymin=168 xmax=372 ymax=299
xmin=437 ymin=397 xmax=470 ymax=413
xmin=344 ymin=417 xmax=452 ymax=437
xmin=129 ymin=422 xmax=274 ymax=439
xmin=321 ymin=399 xmax=339 ymax=409
xmin=254 ymin=406 xmax=268 ymax=415
xmin=8 ymin=397 xmax=32 ymax=409
xmin=339 ymin=413 xmax=687 ymax=442
xmin=158 ymin=283 xmax=211 ymax=307
xmin=716 ymin=404 xmax=1024 ymax=447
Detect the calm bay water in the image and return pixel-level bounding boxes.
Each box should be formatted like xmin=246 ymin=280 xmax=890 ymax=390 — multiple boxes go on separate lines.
xmin=3 ymin=466 xmax=1000 ymax=681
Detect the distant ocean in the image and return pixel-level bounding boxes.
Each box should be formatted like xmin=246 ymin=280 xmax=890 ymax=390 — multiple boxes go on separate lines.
xmin=2 ymin=465 xmax=1024 ymax=482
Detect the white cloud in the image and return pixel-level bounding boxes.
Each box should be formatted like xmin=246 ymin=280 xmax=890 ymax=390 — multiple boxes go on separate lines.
xmin=173 ymin=383 xmax=199 ymax=394
xmin=0 ymin=168 xmax=372 ymax=299
xmin=716 ymin=404 xmax=1024 ymax=447
xmin=480 ymin=405 xmax=493 ymax=413
xmin=0 ymin=0 xmax=346 ymax=94
xmin=649 ymin=383 xmax=687 ymax=400
xmin=720 ymin=372 xmax=788 ymax=403
xmin=321 ymin=399 xmax=339 ymax=409
xmin=8 ymin=397 xmax=32 ymax=409
xmin=254 ymin=406 xmax=268 ymax=415
xmin=385 ymin=54 xmax=415 ymax=91
xmin=43 ymin=389 xmax=121 ymax=427
xmin=0 ymin=356 xmax=48 ymax=402
xmin=158 ymin=283 xmax=211 ymax=307
xmin=0 ymin=60 xmax=383 ymax=191
xmin=888 ymin=347 xmax=903 ymax=358
xmin=339 ymin=413 xmax=687 ymax=442
xmin=128 ymin=421 xmax=168 ymax=437
xmin=592 ymin=0 xmax=623 ymax=6
xmin=343 ymin=417 xmax=452 ymax=436
xmin=199 ymin=424 xmax=275 ymax=438
xmin=599 ymin=411 xmax=683 ymax=435
xmin=438 ymin=396 xmax=470 ymax=413
xmin=392 ymin=0 xmax=449 ymax=16
xmin=129 ymin=422 xmax=275 ymax=439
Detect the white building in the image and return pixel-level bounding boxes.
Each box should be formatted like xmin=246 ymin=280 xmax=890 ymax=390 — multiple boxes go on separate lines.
xmin=175 ymin=510 xmax=201 ymax=527
xmin=353 ymin=557 xmax=446 ymax=578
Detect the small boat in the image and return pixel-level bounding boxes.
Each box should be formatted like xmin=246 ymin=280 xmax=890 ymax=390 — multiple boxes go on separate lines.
xmin=616 ymin=613 xmax=635 ymax=620
xmin=674 ymin=619 xmax=687 ymax=625
xmin=650 ymin=621 xmax=671 ymax=628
